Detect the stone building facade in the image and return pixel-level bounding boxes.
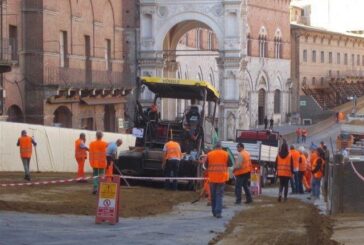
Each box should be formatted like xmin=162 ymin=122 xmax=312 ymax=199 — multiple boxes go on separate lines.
xmin=167 ymin=0 xmax=292 ymax=139
xmin=1 ymin=0 xmax=138 ymax=133
xmin=290 ymin=5 xmax=364 ymax=112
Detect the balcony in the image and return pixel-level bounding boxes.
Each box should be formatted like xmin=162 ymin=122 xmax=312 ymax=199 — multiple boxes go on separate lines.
xmin=0 ymin=38 xmax=17 ymax=73
xmin=44 ymin=67 xmax=133 ymax=89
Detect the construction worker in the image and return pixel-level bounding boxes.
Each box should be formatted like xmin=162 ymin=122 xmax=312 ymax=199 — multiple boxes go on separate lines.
xmin=162 ymin=136 xmax=182 ymax=190
xmin=206 ymin=141 xmax=229 ymax=218
xmin=290 ymin=145 xmax=300 ymax=194
xmin=311 ymin=147 xmax=325 ymax=199
xmin=301 ymin=128 xmax=308 ymax=143
xmin=233 ymin=142 xmax=253 ymax=204
xmin=276 ymin=141 xmax=293 ymax=202
xmin=89 ymin=131 xmax=108 ymax=194
xmin=74 ymin=133 xmax=89 ymax=181
xmin=106 ymin=139 xmax=123 ymax=177
xmin=298 ymin=146 xmax=307 ymax=194
xmin=17 ymin=130 xmax=37 ymax=181
xmin=303 ymin=151 xmax=311 ymax=193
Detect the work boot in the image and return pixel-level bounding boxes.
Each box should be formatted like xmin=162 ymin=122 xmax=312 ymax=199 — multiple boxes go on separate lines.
xmin=215 ymin=214 xmax=222 ymax=219
xmin=245 ymin=200 xmax=253 ymax=204
xmin=25 ymin=175 xmax=31 ymax=181
xmin=92 ymin=190 xmax=97 ymax=195
xmin=278 ymin=196 xmax=282 ymax=202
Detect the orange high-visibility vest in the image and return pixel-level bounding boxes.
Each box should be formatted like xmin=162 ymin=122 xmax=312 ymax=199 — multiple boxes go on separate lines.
xmin=207 ymin=149 xmax=229 ymax=183
xmin=19 ymin=136 xmax=32 ymax=158
xmin=233 ymin=150 xmax=252 ymax=176
xmin=299 ymin=153 xmax=307 ymax=172
xmin=277 ymin=154 xmax=292 ymax=177
xmin=312 ymin=157 xmax=324 ymax=179
xmin=310 ymin=151 xmax=318 ymax=166
xmin=290 ymin=149 xmax=300 ymax=171
xmin=75 ymin=139 xmax=87 ymax=160
xmin=89 ymin=140 xmax=108 ymax=169
xmin=164 ymin=141 xmax=182 ymax=160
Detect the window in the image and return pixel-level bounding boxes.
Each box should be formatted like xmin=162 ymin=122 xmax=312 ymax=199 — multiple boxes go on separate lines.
xmin=352 ymin=54 xmax=355 ymax=66
xmin=247 ymin=34 xmax=252 ymax=56
xmin=337 ymin=70 xmax=340 ymax=78
xmin=105 ymin=39 xmax=112 ymax=71
xmin=274 ymin=90 xmax=281 ymax=113
xmin=320 ymin=77 xmax=324 ymax=86
xmin=312 ymin=77 xmax=316 ymax=85
xmin=337 ymin=53 xmax=341 ymax=64
xmin=357 ymin=54 xmax=360 ymax=66
xmin=321 ymin=51 xmax=325 ymax=63
xmin=302 ymin=77 xmax=307 ymax=87
xmin=312 ymin=50 xmax=316 ymax=63
xmin=259 ymin=35 xmax=267 ymax=58
xmin=329 ymin=52 xmax=332 ymax=64
xmin=195 ymin=29 xmax=201 ymax=49
xmin=59 ymin=31 xmax=68 ymax=67
xmin=85 ymin=35 xmax=91 ymax=83
xmin=274 ymin=29 xmax=282 ymax=59
xmin=9 ymin=25 xmax=18 ymax=61
xmin=303 ymin=49 xmax=307 ymax=62
xmin=362 ymin=55 xmax=364 ymax=66
xmin=344 ymin=53 xmax=348 ymax=65
xmin=208 ymin=32 xmax=212 ymax=50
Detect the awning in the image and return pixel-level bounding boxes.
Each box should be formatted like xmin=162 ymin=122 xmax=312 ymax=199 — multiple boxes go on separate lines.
xmin=81 ymin=97 xmax=124 ymax=105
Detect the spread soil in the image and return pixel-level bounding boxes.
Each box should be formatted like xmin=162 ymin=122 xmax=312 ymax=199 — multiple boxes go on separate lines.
xmin=0 ymin=172 xmax=199 ymax=218
xmin=210 ymin=196 xmax=338 ymax=245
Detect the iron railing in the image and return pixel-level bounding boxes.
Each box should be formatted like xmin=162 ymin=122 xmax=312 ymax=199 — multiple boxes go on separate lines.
xmin=0 ymin=38 xmax=18 ymax=61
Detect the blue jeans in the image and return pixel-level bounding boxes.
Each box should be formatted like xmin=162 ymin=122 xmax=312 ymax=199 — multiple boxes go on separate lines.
xmin=235 ymin=173 xmax=252 ymax=203
xmin=164 ymin=159 xmax=179 ymax=190
xmin=298 ymin=171 xmax=304 ymax=194
xmin=289 ymin=176 xmax=296 ymax=193
xmin=312 ymin=178 xmax=321 ymax=198
xmin=21 ymin=158 xmax=31 ymax=177
xmin=210 ymin=183 xmax=225 ymax=217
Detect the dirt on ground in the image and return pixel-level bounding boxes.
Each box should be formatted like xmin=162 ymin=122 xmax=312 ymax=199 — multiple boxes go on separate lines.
xmin=210 ymin=196 xmax=338 ymax=245
xmin=0 ymin=172 xmax=199 ymax=218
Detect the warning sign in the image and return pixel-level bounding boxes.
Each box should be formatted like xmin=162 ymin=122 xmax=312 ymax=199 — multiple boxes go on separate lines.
xmin=250 ymin=172 xmax=261 ymax=196
xmin=95 ymin=176 xmax=120 ymax=224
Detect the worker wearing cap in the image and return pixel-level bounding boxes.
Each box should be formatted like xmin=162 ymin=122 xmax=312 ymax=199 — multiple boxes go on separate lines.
xmin=17 ymin=130 xmax=37 ymax=181
xmin=106 ymin=139 xmax=123 ymax=177
xmin=75 ymin=133 xmax=89 ymax=181
xmin=206 ymin=141 xmax=229 ymax=218
xmin=233 ymin=142 xmax=253 ymax=204
xmin=298 ymin=146 xmax=307 ymax=194
xmin=162 ymin=136 xmax=182 ymax=190
xmin=89 ymin=131 xmax=108 ymax=194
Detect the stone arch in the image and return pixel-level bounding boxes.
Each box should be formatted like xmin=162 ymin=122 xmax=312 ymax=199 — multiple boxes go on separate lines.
xmin=245 ymin=70 xmax=254 ymax=91
xmin=155 ymin=13 xmax=224 ymax=51
xmin=53 ymin=106 xmax=72 ymax=128
xmin=274 ymin=72 xmax=283 ymax=91
xmin=7 ymin=105 xmax=23 ymax=123
xmin=274 ymin=28 xmax=282 ymax=38
xmin=256 ymin=70 xmax=269 ymax=91
xmin=259 ymin=26 xmax=268 ymax=37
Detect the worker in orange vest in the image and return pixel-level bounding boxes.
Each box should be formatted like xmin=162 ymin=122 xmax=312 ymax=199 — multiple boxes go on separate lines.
xmin=290 ymin=145 xmax=300 ymax=194
xmin=75 ymin=133 xmax=89 ymax=181
xmin=298 ymin=146 xmax=307 ymax=194
xmin=89 ymin=131 xmax=108 ymax=194
xmin=106 ymin=139 xmax=123 ymax=177
xmin=206 ymin=141 xmax=229 ymax=218
xmin=162 ymin=137 xmax=182 ymax=190
xmin=303 ymin=151 xmax=311 ymax=193
xmin=17 ymin=130 xmax=37 ymax=181
xmin=276 ymin=141 xmax=293 ymax=202
xmin=311 ymin=147 xmax=325 ymax=200
xmin=233 ymin=142 xmax=253 ymax=205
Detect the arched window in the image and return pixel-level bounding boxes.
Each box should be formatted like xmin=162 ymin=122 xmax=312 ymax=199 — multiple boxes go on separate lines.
xmin=312 ymin=77 xmax=316 ymax=85
xmin=247 ymin=33 xmax=252 ymax=56
xmin=274 ymin=29 xmax=283 ymax=59
xmin=320 ymin=77 xmax=324 ymax=86
xmin=274 ymin=89 xmax=281 ymax=114
xmin=259 ymin=27 xmax=268 ymax=58
xmin=302 ymin=77 xmax=307 ymax=87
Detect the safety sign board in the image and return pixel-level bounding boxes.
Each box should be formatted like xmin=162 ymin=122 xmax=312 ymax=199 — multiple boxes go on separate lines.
xmin=95 ymin=176 xmax=120 ymax=224
xmin=250 ymin=172 xmax=261 ymax=196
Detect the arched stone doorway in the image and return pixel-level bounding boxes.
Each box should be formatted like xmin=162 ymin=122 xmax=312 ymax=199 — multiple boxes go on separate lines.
xmin=139 ymin=1 xmax=248 ymax=139
xmin=53 ymin=106 xmax=72 ymax=128
xmin=258 ymin=89 xmax=266 ymax=125
xmin=104 ymin=104 xmax=116 ymax=132
xmin=7 ymin=105 xmax=23 ymax=122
